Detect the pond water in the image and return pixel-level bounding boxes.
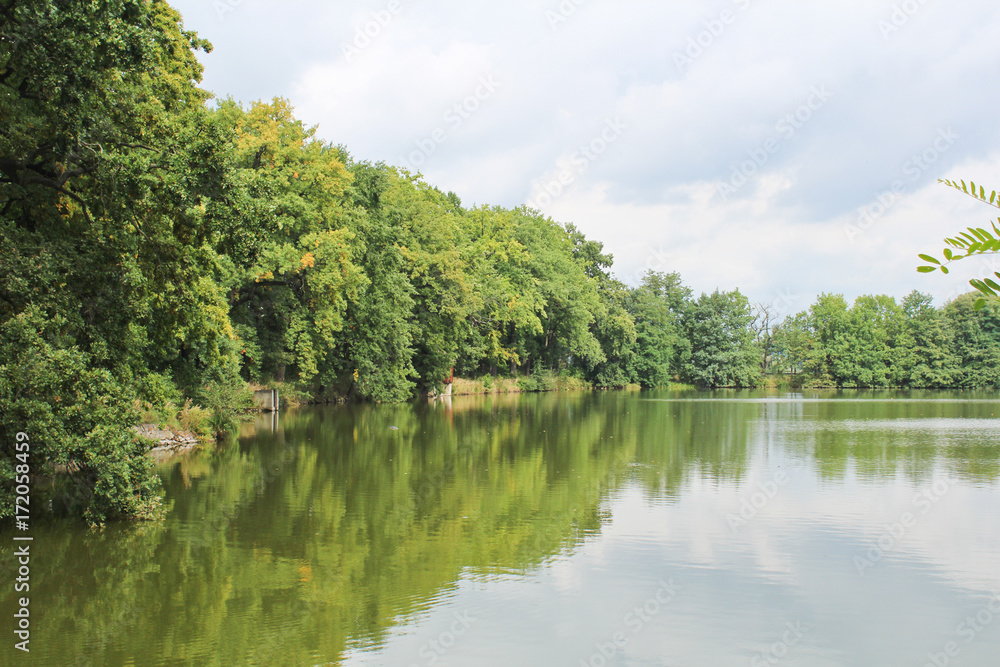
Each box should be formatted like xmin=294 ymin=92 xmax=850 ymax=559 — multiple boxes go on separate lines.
xmin=3 ymin=389 xmax=1000 ymax=666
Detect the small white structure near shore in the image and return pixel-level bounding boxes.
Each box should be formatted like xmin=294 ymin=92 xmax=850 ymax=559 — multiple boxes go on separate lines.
xmin=254 ymin=388 xmax=280 ymax=412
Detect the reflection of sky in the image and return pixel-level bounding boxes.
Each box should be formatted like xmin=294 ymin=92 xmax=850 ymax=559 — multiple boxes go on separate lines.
xmin=344 ymin=410 xmax=1000 ymax=666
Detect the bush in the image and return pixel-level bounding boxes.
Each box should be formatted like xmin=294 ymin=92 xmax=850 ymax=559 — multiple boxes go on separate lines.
xmin=519 ymin=367 xmax=558 ymax=393
xmin=194 ymin=380 xmax=256 ymax=437
xmin=177 ymin=399 xmax=213 ymax=439
xmin=0 ymin=308 xmax=161 ymax=525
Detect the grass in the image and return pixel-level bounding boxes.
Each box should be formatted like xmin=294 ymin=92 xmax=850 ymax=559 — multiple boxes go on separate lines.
xmin=452 ymin=376 xmax=522 ymax=395
xmin=451 ymin=372 xmax=595 ymax=395
xmin=133 ymin=398 xmax=214 ymax=441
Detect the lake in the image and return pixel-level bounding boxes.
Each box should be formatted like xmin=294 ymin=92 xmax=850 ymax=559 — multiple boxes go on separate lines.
xmin=4 ymin=389 xmax=1000 ymax=666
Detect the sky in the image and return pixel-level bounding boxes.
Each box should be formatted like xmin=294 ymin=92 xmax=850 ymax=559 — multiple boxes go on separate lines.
xmin=170 ymin=0 xmax=1000 ymax=317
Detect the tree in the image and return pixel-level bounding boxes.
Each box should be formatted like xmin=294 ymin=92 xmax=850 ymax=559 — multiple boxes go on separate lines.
xmin=802 ymin=294 xmax=849 ymax=386
xmin=628 ymin=271 xmax=691 ymax=388
xmin=221 ymin=99 xmax=362 ymax=388
xmin=945 ymin=293 xmax=1000 ymax=388
xmin=455 ymin=205 xmax=542 ymax=375
xmin=751 ymin=302 xmax=779 ymax=375
xmin=771 ymin=311 xmax=811 ymax=384
xmin=682 ymin=289 xmax=761 ymax=388
xmin=837 ymin=295 xmax=904 ymax=388
xmin=899 ymin=291 xmax=960 ymax=387
xmin=0 ymin=0 xmax=248 ymax=522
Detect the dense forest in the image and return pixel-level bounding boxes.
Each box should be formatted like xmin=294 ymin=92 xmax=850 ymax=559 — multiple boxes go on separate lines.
xmin=2 ymin=1 xmax=999 ymax=522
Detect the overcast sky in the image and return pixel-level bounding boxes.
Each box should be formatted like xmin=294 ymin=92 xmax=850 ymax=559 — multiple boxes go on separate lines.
xmin=171 ymin=0 xmax=1000 ymax=315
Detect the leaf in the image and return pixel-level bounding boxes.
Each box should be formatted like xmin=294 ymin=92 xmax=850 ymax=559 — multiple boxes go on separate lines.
xmin=971 ymin=279 xmax=997 ymax=297
xmin=917 ymin=266 xmax=937 ymax=273
xmin=918 ymin=254 xmax=940 ymax=265
xmin=974 ymin=298 xmax=987 ymax=311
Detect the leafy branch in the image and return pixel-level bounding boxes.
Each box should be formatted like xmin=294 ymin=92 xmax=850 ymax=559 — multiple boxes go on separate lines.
xmin=918 ymin=179 xmax=1000 ymax=310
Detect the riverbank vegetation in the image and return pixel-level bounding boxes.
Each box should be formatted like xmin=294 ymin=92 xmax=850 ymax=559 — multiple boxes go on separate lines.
xmin=2 ymin=1 xmax=999 ymax=522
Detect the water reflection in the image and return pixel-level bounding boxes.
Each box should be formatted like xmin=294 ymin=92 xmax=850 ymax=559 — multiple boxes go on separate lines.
xmin=1 ymin=390 xmax=999 ymax=666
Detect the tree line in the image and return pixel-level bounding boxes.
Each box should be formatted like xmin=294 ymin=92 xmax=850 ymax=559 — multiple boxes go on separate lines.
xmin=2 ymin=1 xmax=998 ymax=522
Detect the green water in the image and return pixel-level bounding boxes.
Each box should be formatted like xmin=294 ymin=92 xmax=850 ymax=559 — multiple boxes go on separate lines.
xmin=3 ymin=390 xmax=1000 ymax=666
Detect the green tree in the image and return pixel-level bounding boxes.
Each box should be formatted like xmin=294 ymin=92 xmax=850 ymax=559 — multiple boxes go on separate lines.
xmin=802 ymin=294 xmax=850 ymax=386
xmin=456 ymin=205 xmax=543 ymax=375
xmin=221 ymin=99 xmax=362 ymax=388
xmin=900 ymin=291 xmax=960 ymax=387
xmin=512 ymin=210 xmax=605 ymax=373
xmin=835 ymin=295 xmax=904 ymax=388
xmin=945 ymin=293 xmax=1000 ymax=387
xmin=0 ymin=0 xmax=242 ymax=521
xmin=334 ymin=161 xmax=418 ymax=401
xmin=682 ymin=289 xmax=761 ymax=388
xmin=771 ymin=311 xmax=812 ymax=384
xmin=628 ymin=271 xmax=691 ymax=388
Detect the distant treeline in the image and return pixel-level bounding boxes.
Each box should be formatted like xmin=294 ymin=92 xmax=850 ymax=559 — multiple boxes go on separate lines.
xmin=762 ymin=292 xmax=1000 ymax=388
xmin=2 ymin=2 xmax=998 ymax=522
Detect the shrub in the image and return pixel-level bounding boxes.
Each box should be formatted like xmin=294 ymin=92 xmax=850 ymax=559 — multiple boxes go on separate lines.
xmin=0 ymin=308 xmax=161 ymax=525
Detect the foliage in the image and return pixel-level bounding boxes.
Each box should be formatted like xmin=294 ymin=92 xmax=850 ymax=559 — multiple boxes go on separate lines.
xmin=770 ymin=290 xmax=1000 ymax=389
xmin=682 ymin=290 xmax=762 ymax=388
xmin=0 ymin=308 xmax=160 ymax=524
xmin=629 ymin=271 xmax=691 ymax=388
xmin=919 ymin=179 xmax=1000 ymax=309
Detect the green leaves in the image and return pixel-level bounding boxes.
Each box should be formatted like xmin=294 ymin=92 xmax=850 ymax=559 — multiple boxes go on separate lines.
xmin=939 ymin=179 xmax=1000 ymax=208
xmin=919 ymin=179 xmax=1000 ymax=304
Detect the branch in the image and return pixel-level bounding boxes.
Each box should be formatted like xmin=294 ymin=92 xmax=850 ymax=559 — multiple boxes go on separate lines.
xmin=17 ymin=175 xmax=93 ymax=224
xmin=939 ymin=179 xmax=1000 ymax=210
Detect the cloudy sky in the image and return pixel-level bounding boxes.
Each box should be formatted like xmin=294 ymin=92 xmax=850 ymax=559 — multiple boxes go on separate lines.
xmin=171 ymin=0 xmax=1000 ymax=315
